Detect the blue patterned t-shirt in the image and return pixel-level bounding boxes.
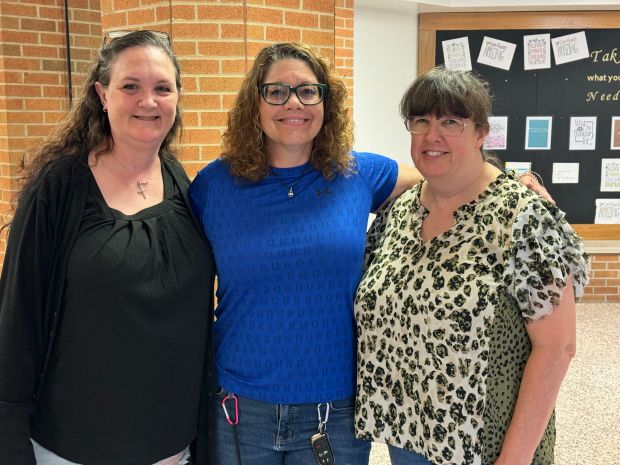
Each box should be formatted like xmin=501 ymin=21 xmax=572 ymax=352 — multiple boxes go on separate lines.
xmin=189 ymin=152 xmax=398 ymax=403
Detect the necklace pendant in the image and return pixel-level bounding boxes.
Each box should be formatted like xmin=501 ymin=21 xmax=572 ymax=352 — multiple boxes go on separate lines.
xmin=287 ymin=187 xmax=294 ymax=198
xmin=137 ymin=180 xmax=148 ymax=199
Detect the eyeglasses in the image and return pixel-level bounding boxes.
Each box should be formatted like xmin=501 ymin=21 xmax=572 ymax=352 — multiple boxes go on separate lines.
xmin=259 ymin=83 xmax=327 ymax=106
xmin=102 ymin=30 xmax=171 ymax=48
xmin=405 ymin=116 xmax=473 ymax=136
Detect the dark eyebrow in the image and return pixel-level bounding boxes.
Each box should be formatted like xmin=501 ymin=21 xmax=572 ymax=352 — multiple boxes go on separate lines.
xmin=119 ymin=76 xmax=174 ymax=85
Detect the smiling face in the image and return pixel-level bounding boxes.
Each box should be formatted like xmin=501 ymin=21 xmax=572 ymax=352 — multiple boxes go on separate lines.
xmin=259 ymin=58 xmax=325 ymax=166
xmin=410 ymin=114 xmax=488 ymax=182
xmin=95 ymin=45 xmax=178 ymax=153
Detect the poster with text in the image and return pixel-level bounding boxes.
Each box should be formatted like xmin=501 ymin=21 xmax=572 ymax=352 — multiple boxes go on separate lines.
xmin=477 ymin=36 xmax=516 ymax=70
xmin=442 ymin=37 xmax=472 ymax=71
xmin=525 ymin=116 xmax=553 ymax=150
xmin=505 ymin=161 xmax=531 ymax=175
xmin=484 ymin=116 xmax=508 ymax=150
xmin=595 ymin=199 xmax=620 ymax=224
xmin=601 ymin=158 xmax=620 ymax=192
xmin=551 ymin=31 xmax=589 ymax=65
xmin=552 ymin=163 xmax=579 ymax=184
xmin=611 ymin=117 xmax=620 ymax=150
xmin=569 ymin=116 xmax=597 ymax=151
xmin=523 ymin=34 xmax=551 ymax=70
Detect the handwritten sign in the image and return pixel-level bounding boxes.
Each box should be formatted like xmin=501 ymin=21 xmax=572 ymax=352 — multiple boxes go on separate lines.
xmin=524 ymin=34 xmax=551 ymax=70
xmin=484 ymin=116 xmax=508 ymax=150
xmin=442 ymin=37 xmax=472 ymax=71
xmin=477 ymin=36 xmax=516 ymax=70
xmin=552 ymin=31 xmax=590 ymax=65
xmin=552 ymin=163 xmax=579 ymax=184
xmin=595 ymin=198 xmax=620 ymax=224
xmin=601 ymin=158 xmax=620 ymax=192
xmin=569 ymin=116 xmax=597 ymax=151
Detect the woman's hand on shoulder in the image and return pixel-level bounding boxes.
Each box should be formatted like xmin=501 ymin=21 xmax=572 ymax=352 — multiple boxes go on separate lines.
xmin=517 ymin=171 xmax=555 ymax=204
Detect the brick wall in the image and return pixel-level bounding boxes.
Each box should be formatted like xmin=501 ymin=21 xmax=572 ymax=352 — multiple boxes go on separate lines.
xmin=582 ymin=254 xmax=620 ymax=303
xmin=0 ymin=0 xmax=354 ymax=270
xmin=98 ymin=0 xmax=354 ymax=177
xmin=0 ymin=0 xmax=101 ymax=267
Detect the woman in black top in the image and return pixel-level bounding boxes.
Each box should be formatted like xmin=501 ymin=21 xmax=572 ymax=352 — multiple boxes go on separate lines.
xmin=0 ymin=30 xmax=215 ymax=465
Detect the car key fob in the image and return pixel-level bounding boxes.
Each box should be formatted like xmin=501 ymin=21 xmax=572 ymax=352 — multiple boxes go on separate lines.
xmin=311 ymin=431 xmax=334 ymax=465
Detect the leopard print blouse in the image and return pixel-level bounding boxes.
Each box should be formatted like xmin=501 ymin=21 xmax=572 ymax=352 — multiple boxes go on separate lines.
xmin=354 ymin=173 xmax=589 ymax=465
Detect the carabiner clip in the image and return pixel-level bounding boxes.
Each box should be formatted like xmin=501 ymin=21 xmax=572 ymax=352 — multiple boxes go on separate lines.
xmin=317 ymin=402 xmax=330 ymax=433
xmin=221 ymin=393 xmax=239 ymax=426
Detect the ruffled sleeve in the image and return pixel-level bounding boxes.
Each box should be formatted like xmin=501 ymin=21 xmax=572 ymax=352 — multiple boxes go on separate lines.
xmin=504 ymin=200 xmax=590 ymax=321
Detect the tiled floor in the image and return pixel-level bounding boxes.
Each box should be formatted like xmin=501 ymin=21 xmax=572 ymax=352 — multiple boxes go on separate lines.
xmin=368 ymin=303 xmax=620 ymax=465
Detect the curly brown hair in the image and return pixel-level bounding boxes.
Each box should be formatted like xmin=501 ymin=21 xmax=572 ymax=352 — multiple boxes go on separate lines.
xmin=221 ymin=42 xmax=354 ymax=182
xmin=18 ymin=30 xmax=182 ymax=200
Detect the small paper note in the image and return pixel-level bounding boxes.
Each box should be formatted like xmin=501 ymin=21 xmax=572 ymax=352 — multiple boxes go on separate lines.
xmin=569 ymin=117 xmax=597 ymax=151
xmin=525 ymin=116 xmax=553 ymax=150
xmin=484 ymin=116 xmax=509 ymax=150
xmin=523 ymin=34 xmax=551 ymax=70
xmin=595 ymin=199 xmax=620 ymax=224
xmin=442 ymin=36 xmax=472 ymax=71
xmin=477 ymin=36 xmax=516 ymax=70
xmin=552 ymin=163 xmax=579 ymax=184
xmin=505 ymin=161 xmax=532 ymax=175
xmin=601 ymin=158 xmax=620 ymax=192
xmin=552 ymin=31 xmax=589 ymax=65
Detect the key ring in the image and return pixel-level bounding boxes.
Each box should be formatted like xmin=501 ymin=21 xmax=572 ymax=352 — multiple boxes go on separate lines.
xmin=317 ymin=402 xmax=329 ymax=434
xmin=221 ymin=393 xmax=239 ymax=426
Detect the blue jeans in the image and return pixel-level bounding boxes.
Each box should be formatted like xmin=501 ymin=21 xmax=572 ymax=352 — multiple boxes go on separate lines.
xmin=214 ymin=391 xmax=371 ymax=465
xmin=388 ymin=446 xmax=434 ymax=465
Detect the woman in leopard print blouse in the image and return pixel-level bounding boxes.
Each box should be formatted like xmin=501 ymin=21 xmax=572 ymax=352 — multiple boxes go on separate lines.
xmin=354 ymin=67 xmax=589 ymax=465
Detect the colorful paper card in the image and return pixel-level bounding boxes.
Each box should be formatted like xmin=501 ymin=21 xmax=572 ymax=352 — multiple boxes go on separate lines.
xmin=523 ymin=34 xmax=551 ymax=70
xmin=611 ymin=117 xmax=620 ymax=150
xmin=601 ymin=158 xmax=620 ymax=192
xmin=484 ymin=116 xmax=509 ymax=150
xmin=525 ymin=116 xmax=553 ymax=150
xmin=442 ymin=36 xmax=472 ymax=71
xmin=505 ymin=161 xmax=531 ymax=175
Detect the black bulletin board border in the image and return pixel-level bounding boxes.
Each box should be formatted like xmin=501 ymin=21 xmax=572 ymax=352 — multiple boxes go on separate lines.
xmin=419 ymin=11 xmax=620 ymax=240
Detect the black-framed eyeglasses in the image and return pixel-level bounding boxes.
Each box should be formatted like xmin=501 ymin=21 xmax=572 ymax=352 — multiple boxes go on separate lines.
xmin=404 ymin=116 xmax=473 ymax=136
xmin=102 ymin=30 xmax=171 ymax=49
xmin=259 ymin=83 xmax=327 ymax=106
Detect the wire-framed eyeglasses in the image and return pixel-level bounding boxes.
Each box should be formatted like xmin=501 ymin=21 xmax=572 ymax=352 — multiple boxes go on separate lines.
xmin=259 ymin=83 xmax=327 ymax=106
xmin=405 ymin=116 xmax=473 ymax=136
xmin=102 ymin=30 xmax=171 ymax=49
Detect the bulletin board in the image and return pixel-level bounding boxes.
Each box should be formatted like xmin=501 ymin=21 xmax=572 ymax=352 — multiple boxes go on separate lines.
xmin=419 ymin=11 xmax=620 ymax=240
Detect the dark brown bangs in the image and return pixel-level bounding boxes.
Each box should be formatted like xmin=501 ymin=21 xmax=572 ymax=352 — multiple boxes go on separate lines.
xmin=405 ymin=78 xmax=472 ymax=119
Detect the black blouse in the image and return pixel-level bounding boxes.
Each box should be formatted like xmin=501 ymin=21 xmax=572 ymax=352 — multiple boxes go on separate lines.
xmin=31 ymin=166 xmax=214 ymax=465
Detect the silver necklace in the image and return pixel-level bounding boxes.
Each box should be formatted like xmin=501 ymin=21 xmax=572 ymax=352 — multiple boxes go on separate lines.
xmin=270 ymin=163 xmax=311 ymax=198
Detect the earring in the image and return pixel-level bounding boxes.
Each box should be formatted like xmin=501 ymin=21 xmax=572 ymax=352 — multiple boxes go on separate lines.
xmin=103 ymin=104 xmax=108 ymax=113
